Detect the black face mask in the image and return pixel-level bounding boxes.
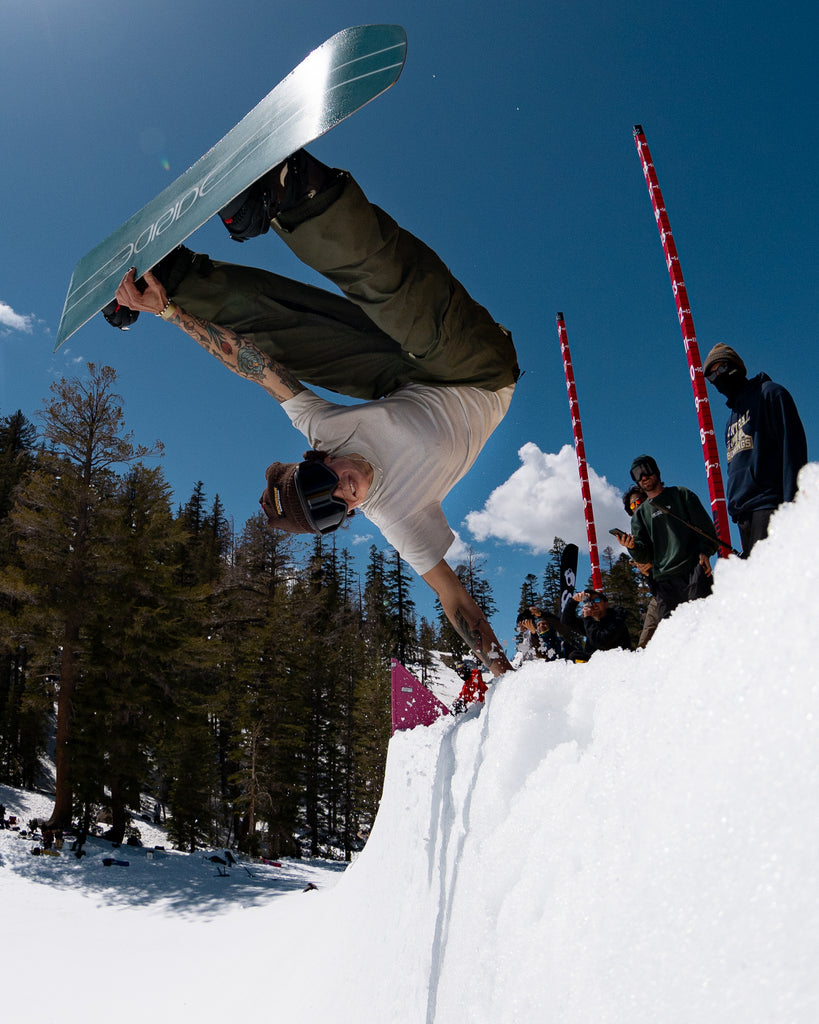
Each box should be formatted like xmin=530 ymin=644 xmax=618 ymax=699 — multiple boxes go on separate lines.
xmin=712 ymin=367 xmax=745 ymax=398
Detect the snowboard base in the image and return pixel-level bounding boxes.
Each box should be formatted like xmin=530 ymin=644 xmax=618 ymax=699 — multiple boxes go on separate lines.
xmin=55 ymin=25 xmax=407 ymax=349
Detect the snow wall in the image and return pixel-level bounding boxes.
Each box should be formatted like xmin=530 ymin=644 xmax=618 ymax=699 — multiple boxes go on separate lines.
xmin=261 ymin=464 xmax=819 ymax=1023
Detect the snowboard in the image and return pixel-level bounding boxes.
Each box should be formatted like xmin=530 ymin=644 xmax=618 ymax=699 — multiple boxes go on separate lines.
xmin=559 ymin=543 xmax=579 ymax=615
xmin=54 ymin=24 xmax=408 ymax=350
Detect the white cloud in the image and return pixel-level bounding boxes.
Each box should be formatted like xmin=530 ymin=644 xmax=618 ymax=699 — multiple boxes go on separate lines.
xmin=444 ymin=530 xmax=471 ymax=567
xmin=464 ymin=443 xmax=629 ymax=556
xmin=0 ymin=301 xmax=34 ymax=333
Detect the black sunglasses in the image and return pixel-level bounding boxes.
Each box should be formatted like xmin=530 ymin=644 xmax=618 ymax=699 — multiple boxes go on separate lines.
xmin=295 ymin=461 xmax=348 ymax=535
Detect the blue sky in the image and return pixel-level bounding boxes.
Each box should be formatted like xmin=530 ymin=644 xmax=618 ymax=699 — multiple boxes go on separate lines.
xmin=1 ymin=0 xmax=816 ymax=650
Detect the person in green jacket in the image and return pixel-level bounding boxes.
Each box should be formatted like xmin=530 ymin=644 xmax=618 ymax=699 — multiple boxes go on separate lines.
xmin=616 ymin=455 xmax=719 ymax=622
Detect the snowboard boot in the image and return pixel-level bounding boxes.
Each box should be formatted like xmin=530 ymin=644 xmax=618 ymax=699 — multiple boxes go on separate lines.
xmin=218 ymin=173 xmax=277 ymax=242
xmin=272 ymin=148 xmax=348 ymax=232
xmin=102 ymin=298 xmax=140 ymax=330
xmin=218 ymin=149 xmax=347 ymax=240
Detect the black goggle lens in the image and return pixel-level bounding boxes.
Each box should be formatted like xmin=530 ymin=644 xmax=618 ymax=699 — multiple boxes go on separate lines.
xmin=705 ymin=362 xmax=730 ymax=384
xmin=295 ymin=462 xmax=348 ymax=535
xmin=630 ymin=462 xmax=656 ymax=482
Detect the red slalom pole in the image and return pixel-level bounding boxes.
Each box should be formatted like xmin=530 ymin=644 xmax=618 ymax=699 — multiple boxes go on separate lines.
xmin=633 ymin=124 xmax=731 ymax=554
xmin=556 ymin=312 xmax=602 ymax=589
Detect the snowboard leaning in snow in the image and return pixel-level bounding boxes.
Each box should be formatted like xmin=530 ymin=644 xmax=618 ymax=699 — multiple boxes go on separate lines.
xmin=560 ymin=543 xmax=578 ymax=615
xmin=54 ymin=24 xmax=408 ymax=349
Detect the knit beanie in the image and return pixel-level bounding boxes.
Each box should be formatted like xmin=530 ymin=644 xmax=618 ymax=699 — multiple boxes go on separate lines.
xmin=259 ymin=451 xmax=333 ymax=534
xmin=702 ymin=343 xmax=747 ymax=377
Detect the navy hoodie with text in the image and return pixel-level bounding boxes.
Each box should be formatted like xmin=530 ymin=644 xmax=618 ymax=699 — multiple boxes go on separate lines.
xmin=723 ymin=372 xmax=808 ymax=519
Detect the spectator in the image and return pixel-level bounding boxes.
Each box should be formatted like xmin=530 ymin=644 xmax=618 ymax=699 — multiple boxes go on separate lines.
xmin=618 ymin=455 xmax=718 ymax=621
xmin=623 ymin=485 xmax=659 ymax=648
xmin=452 ymin=661 xmax=488 ymax=713
xmin=560 ymin=589 xmax=632 ymax=654
xmin=703 ymin=344 xmax=808 ymax=556
xmin=515 ymin=607 xmax=570 ymax=663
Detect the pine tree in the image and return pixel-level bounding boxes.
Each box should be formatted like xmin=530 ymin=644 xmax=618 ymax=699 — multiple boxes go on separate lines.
xmin=0 ymin=410 xmax=37 ymax=530
xmin=219 ymin=514 xmax=307 ymax=858
xmin=416 ymin=617 xmax=437 ymax=684
xmin=435 ymin=547 xmax=497 ymax=658
xmin=166 ymin=719 xmax=219 ymax=852
xmin=383 ymin=547 xmax=417 ymax=665
xmin=6 ymin=365 xmax=162 ymax=828
xmin=518 ymin=573 xmax=540 ymax=614
xmin=598 ymin=546 xmax=645 ymax=641
xmin=0 ymin=410 xmax=41 ymax=785
xmin=542 ymin=537 xmax=567 ymax=614
xmin=74 ymin=464 xmax=190 ymax=843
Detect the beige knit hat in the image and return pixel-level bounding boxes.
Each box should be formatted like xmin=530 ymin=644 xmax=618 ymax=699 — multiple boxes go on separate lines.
xmin=702 ymin=344 xmax=747 ymax=377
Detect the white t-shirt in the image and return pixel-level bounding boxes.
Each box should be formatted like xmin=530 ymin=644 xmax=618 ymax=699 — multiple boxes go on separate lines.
xmin=283 ymin=382 xmax=514 ymax=576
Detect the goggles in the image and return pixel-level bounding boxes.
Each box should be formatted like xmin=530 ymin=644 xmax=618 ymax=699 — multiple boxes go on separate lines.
xmin=583 ymin=595 xmax=605 ymax=606
xmin=629 ymin=496 xmax=643 ymax=512
xmin=630 ymin=461 xmax=658 ymax=483
xmin=295 ymin=461 xmax=348 ymax=535
xmin=705 ymin=361 xmax=731 ymax=384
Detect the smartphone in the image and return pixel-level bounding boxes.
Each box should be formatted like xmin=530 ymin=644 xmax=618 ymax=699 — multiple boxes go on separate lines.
xmin=609 ymin=528 xmax=627 ymax=541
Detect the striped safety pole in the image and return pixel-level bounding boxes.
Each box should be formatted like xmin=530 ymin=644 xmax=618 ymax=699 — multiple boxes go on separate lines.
xmin=556 ymin=312 xmax=602 ymax=589
xmin=633 ymin=124 xmax=731 ymax=554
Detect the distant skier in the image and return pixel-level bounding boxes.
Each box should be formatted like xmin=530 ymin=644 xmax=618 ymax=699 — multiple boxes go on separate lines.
xmin=113 ymin=150 xmax=518 ymax=675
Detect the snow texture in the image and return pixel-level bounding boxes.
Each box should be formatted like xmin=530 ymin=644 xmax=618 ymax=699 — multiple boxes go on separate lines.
xmin=2 ymin=464 xmax=818 ymax=1022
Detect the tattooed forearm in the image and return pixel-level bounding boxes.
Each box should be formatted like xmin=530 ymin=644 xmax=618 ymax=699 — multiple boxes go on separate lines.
xmin=454 ymin=611 xmax=491 ymax=667
xmin=453 ymin=610 xmax=513 ymax=678
xmin=169 ymin=306 xmax=305 ymax=403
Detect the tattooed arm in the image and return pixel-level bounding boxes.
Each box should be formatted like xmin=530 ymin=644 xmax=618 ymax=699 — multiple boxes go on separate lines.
xmin=422 ymin=559 xmax=513 ymax=678
xmin=115 ymin=268 xmax=305 ymax=404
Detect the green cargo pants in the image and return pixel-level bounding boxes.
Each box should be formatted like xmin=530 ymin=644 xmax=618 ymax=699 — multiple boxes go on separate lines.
xmin=163 ymin=175 xmax=519 ymax=401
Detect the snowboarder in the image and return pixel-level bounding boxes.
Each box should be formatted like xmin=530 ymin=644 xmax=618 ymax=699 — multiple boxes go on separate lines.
xmin=113 ymin=150 xmax=518 ymax=675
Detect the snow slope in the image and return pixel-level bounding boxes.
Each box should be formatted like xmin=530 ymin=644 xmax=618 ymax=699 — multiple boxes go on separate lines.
xmin=2 ymin=465 xmax=818 ymax=1023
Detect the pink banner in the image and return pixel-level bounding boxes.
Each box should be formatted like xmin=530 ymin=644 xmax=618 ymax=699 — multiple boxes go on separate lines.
xmin=390 ymin=660 xmax=450 ymax=735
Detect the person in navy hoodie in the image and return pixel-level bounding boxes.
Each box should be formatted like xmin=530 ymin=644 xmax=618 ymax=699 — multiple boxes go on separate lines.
xmin=702 ymin=344 xmax=808 ymax=557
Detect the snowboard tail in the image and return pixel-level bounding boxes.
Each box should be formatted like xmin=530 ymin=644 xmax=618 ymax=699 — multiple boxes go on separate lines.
xmin=55 ymin=25 xmax=407 ymax=350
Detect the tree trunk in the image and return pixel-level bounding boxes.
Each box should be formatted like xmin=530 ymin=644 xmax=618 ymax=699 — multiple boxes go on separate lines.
xmin=46 ymin=631 xmax=78 ymax=829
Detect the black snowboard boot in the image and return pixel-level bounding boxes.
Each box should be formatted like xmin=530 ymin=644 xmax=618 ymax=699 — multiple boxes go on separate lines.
xmin=218 ymin=174 xmax=277 ymax=242
xmin=102 ymin=298 xmax=140 ymax=330
xmin=218 ymin=149 xmax=347 ymax=240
